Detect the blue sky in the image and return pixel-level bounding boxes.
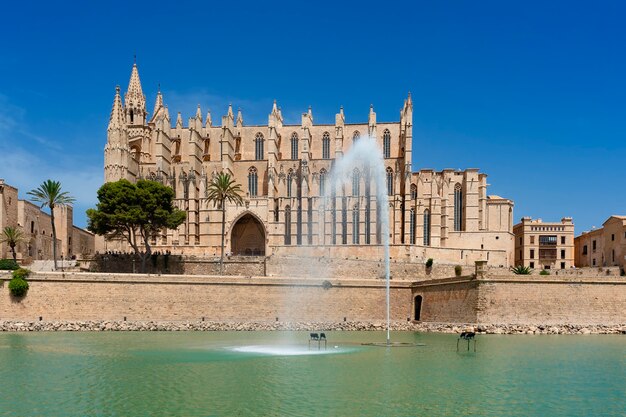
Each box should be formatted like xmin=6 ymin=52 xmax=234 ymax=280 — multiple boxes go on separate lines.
xmin=0 ymin=1 xmax=624 ymax=233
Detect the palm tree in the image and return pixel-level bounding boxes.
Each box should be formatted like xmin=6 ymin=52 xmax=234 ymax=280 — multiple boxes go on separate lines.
xmin=0 ymin=226 xmax=24 ymax=263
xmin=27 ymin=180 xmax=75 ymax=270
xmin=205 ymin=172 xmax=244 ymax=273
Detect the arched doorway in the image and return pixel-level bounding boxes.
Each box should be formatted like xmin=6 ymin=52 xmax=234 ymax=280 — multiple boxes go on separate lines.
xmin=231 ymin=213 xmax=266 ymax=256
xmin=414 ymin=295 xmax=423 ymax=321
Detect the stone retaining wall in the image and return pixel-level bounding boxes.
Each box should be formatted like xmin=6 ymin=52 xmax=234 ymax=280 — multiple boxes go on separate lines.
xmin=0 ymin=272 xmax=413 ymax=323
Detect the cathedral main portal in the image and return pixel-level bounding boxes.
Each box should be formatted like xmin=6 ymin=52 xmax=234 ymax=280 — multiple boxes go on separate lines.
xmin=230 ymin=214 xmax=266 ymax=256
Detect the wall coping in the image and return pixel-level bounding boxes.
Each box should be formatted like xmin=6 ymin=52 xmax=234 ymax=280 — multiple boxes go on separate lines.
xmin=17 ymin=271 xmax=415 ymax=289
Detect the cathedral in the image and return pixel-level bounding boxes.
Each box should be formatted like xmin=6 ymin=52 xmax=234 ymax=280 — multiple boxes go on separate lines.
xmin=104 ymin=63 xmax=515 ymax=266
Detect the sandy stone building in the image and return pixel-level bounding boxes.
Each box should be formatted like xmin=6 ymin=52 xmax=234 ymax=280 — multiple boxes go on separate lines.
xmin=0 ymin=179 xmax=95 ymax=262
xmin=575 ymin=216 xmax=626 ymax=272
xmin=102 ymin=63 xmax=515 ymax=266
xmin=513 ymin=217 xmax=574 ymax=270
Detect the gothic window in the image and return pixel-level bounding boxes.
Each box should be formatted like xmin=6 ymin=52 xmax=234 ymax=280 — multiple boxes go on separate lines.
xmin=284 ymin=206 xmax=292 ymax=245
xmin=287 ymin=170 xmax=293 ymax=197
xmin=352 ymin=168 xmax=360 ymax=197
xmin=454 ymin=183 xmax=463 ymax=231
xmin=319 ymin=169 xmax=327 ymax=196
xmin=409 ymin=208 xmax=415 ymax=244
xmin=386 ymin=167 xmax=393 ymax=196
xmin=130 ymin=109 xmax=134 ymax=124
xmin=322 ymin=132 xmax=331 ymax=159
xmin=254 ymin=132 xmax=264 ymax=160
xmin=410 ymin=184 xmax=417 ymax=200
xmin=341 ymin=197 xmax=347 ymax=245
xmin=423 ymin=209 xmax=431 ymax=246
xmin=383 ymin=129 xmax=391 ymax=158
xmin=248 ymin=167 xmax=258 ymax=197
xmin=291 ymin=132 xmax=299 ymax=160
xmin=307 ymin=198 xmax=313 ymax=245
xmin=352 ymin=205 xmax=360 ymax=244
xmin=353 ymin=131 xmax=360 ymax=142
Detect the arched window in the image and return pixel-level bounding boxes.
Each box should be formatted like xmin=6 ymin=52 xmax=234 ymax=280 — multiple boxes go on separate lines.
xmin=409 ymin=208 xmax=415 ymax=244
xmin=291 ymin=132 xmax=299 ymax=160
xmin=248 ymin=167 xmax=258 ymax=197
xmin=410 ymin=184 xmax=417 ymax=200
xmin=386 ymin=167 xmax=393 ymax=196
xmin=319 ymin=169 xmax=327 ymax=196
xmin=423 ymin=209 xmax=431 ymax=246
xmin=353 ymin=131 xmax=360 ymax=142
xmin=352 ymin=205 xmax=360 ymax=244
xmin=284 ymin=206 xmax=292 ymax=245
xmin=383 ymin=129 xmax=391 ymax=158
xmin=352 ymin=168 xmax=360 ymax=197
xmin=454 ymin=183 xmax=463 ymax=231
xmin=130 ymin=109 xmax=134 ymax=124
xmin=322 ymin=132 xmax=331 ymax=159
xmin=286 ymin=170 xmax=294 ymax=197
xmin=254 ymin=132 xmax=264 ymax=160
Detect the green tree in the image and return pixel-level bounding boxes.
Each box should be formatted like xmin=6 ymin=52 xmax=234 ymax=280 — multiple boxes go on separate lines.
xmin=0 ymin=226 xmax=25 ymax=263
xmin=205 ymin=172 xmax=244 ymax=273
xmin=86 ymin=179 xmax=186 ymax=272
xmin=27 ymin=180 xmax=75 ymax=270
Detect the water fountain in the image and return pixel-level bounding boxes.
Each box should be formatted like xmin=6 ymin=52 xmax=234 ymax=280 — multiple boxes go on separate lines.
xmin=323 ymin=135 xmax=391 ymax=345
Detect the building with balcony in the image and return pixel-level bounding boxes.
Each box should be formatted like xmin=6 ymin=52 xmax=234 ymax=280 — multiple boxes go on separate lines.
xmin=513 ymin=217 xmax=574 ymax=270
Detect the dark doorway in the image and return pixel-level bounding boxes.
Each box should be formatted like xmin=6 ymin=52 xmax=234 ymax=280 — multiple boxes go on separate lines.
xmin=231 ymin=213 xmax=266 ymax=256
xmin=414 ymin=295 xmax=423 ymax=321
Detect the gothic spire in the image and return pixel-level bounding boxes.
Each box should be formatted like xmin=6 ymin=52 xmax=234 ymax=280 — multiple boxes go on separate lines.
xmin=108 ymin=86 xmax=125 ymax=131
xmin=205 ymin=109 xmax=212 ymax=127
xmin=153 ymin=87 xmax=163 ymax=112
xmin=176 ymin=112 xmax=183 ymax=128
xmin=125 ymin=62 xmax=146 ymax=110
xmin=236 ymin=107 xmax=243 ymax=126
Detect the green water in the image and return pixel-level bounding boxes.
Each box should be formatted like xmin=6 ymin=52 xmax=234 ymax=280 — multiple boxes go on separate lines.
xmin=0 ymin=331 xmax=624 ymax=417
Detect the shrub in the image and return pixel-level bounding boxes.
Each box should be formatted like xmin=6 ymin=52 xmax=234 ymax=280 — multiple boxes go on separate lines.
xmin=454 ymin=265 xmax=463 ymax=276
xmin=539 ymin=270 xmax=550 ymax=276
xmin=0 ymin=259 xmax=19 ymax=270
xmin=425 ymin=258 xmax=434 ymax=269
xmin=510 ymin=265 xmax=532 ymax=275
xmin=8 ymin=277 xmax=29 ymax=297
xmin=12 ymin=268 xmax=31 ymax=279
xmin=321 ymin=280 xmax=332 ymax=290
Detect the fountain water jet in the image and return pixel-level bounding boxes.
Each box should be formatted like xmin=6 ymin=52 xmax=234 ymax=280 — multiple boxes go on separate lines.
xmin=322 ymin=135 xmax=391 ymax=345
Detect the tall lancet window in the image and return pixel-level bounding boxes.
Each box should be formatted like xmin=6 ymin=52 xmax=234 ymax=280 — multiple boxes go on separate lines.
xmin=353 ymin=131 xmax=360 ymax=143
xmin=383 ymin=129 xmax=391 ymax=158
xmin=454 ymin=183 xmax=463 ymax=231
xmin=352 ymin=168 xmax=360 ymax=197
xmin=424 ymin=209 xmax=431 ymax=246
xmin=409 ymin=208 xmax=415 ymax=244
xmin=322 ymin=132 xmax=331 ymax=159
xmin=386 ymin=167 xmax=394 ymax=196
xmin=291 ymin=132 xmax=299 ymax=160
xmin=254 ymin=132 xmax=264 ymax=160
xmin=248 ymin=167 xmax=258 ymax=197
xmin=410 ymin=184 xmax=417 ymax=200
xmin=286 ymin=170 xmax=294 ymax=198
xmin=352 ymin=205 xmax=360 ymax=244
xmin=319 ymin=169 xmax=327 ymax=196
xmin=284 ymin=206 xmax=292 ymax=245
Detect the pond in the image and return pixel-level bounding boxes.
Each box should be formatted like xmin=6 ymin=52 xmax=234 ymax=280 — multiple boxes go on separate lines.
xmin=0 ymin=331 xmax=624 ymax=416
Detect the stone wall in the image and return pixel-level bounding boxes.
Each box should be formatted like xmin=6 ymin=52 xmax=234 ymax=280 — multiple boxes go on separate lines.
xmin=476 ymin=277 xmax=626 ymax=325
xmin=0 ymin=272 xmax=413 ymax=323
xmin=412 ymin=275 xmax=626 ymax=325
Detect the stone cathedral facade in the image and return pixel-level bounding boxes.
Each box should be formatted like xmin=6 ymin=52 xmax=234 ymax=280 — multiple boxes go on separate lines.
xmin=103 ymin=64 xmax=515 ymax=266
